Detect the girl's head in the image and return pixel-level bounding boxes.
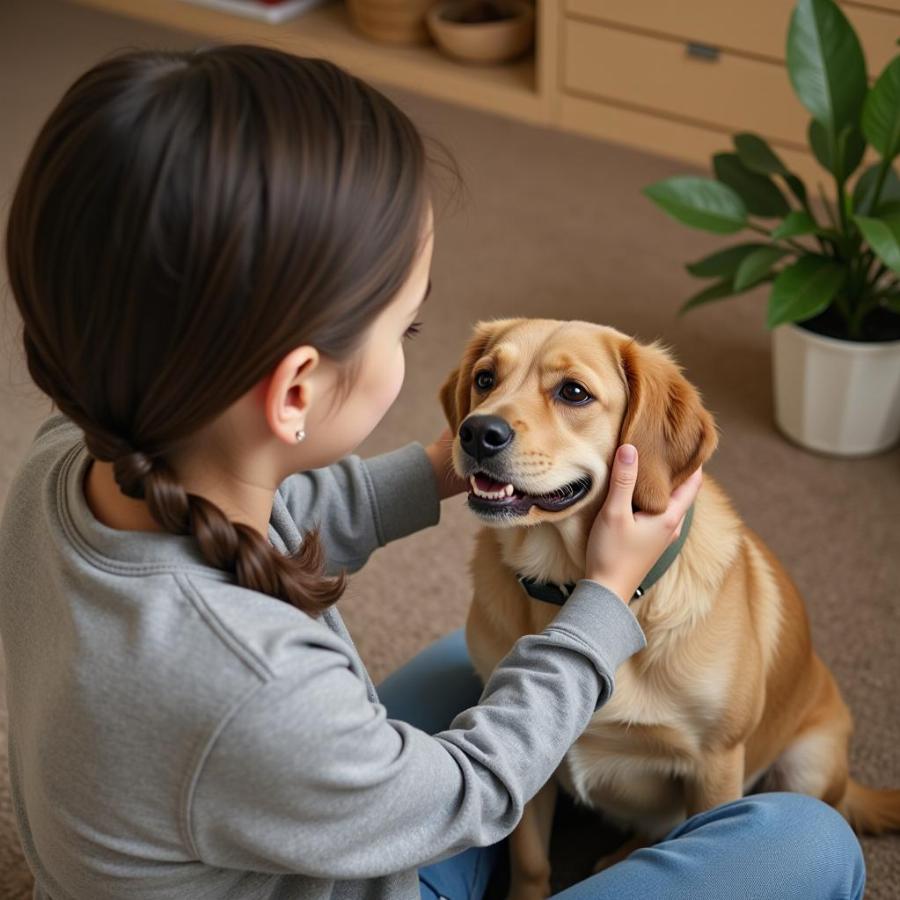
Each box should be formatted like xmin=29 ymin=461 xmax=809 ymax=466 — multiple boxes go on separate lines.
xmin=5 ymin=44 xmax=461 ymax=616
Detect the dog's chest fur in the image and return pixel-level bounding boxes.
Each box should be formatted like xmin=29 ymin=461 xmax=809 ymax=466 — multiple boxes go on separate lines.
xmin=464 ymin=480 xmax=754 ymax=834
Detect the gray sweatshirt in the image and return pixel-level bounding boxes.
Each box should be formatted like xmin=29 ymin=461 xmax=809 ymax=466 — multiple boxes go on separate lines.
xmin=0 ymin=412 xmax=646 ymax=900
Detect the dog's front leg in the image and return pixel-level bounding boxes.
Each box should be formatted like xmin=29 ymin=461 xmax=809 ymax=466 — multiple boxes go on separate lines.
xmin=506 ymin=775 xmax=558 ymax=900
xmin=590 ymin=832 xmax=653 ymax=874
xmin=685 ymin=744 xmax=746 ymax=818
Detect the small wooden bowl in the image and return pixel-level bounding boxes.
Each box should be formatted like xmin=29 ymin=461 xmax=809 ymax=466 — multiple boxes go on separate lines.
xmin=347 ymin=0 xmax=435 ymax=45
xmin=426 ymin=0 xmax=535 ymax=65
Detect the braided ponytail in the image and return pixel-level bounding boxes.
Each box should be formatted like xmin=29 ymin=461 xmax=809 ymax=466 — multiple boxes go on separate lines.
xmin=7 ymin=45 xmax=461 ymax=617
xmin=124 ymin=441 xmax=343 ymax=614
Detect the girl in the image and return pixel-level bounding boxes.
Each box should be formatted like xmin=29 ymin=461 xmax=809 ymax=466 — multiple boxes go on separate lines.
xmin=0 ymin=45 xmax=863 ymax=900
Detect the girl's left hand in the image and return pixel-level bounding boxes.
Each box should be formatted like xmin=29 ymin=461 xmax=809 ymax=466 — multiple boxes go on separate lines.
xmin=424 ymin=427 xmax=469 ymax=500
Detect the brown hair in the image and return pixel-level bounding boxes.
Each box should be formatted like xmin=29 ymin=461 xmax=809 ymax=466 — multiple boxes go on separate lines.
xmin=5 ymin=45 xmax=463 ymax=616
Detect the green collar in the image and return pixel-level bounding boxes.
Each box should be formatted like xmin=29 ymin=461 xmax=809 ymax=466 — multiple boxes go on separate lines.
xmin=516 ymin=502 xmax=695 ymax=606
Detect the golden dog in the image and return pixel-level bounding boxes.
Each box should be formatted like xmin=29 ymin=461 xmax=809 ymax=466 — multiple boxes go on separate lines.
xmin=439 ymin=317 xmax=900 ymax=899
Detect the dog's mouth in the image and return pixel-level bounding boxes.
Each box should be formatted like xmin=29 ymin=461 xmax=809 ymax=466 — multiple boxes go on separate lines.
xmin=467 ymin=471 xmax=593 ymax=517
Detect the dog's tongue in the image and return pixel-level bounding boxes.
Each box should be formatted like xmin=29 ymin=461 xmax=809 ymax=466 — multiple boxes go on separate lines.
xmin=474 ymin=473 xmax=510 ymax=492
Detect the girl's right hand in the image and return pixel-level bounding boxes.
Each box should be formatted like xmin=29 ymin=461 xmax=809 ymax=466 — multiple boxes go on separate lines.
xmin=584 ymin=444 xmax=703 ymax=604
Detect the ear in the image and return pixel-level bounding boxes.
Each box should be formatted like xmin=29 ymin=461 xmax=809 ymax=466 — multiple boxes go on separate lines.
xmin=438 ymin=320 xmax=512 ymax=433
xmin=617 ymin=337 xmax=719 ymax=514
xmin=439 ymin=365 xmax=463 ymax=433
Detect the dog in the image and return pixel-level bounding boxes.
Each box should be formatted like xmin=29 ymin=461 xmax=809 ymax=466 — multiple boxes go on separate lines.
xmin=438 ymin=317 xmax=900 ymax=899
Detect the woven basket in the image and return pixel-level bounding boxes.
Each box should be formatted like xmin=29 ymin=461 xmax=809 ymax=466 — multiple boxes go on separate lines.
xmin=346 ymin=0 xmax=436 ymax=44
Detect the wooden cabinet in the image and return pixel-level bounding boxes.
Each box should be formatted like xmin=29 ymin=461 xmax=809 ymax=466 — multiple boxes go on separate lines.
xmin=563 ymin=17 xmax=808 ymax=147
xmin=554 ymin=1 xmax=900 ymax=184
xmin=566 ymin=0 xmax=899 ymax=74
xmin=68 ymin=0 xmax=900 ymax=186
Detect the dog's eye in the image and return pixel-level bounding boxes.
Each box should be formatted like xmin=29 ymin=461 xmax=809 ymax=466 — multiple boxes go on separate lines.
xmin=558 ymin=381 xmax=592 ymax=404
xmin=474 ymin=370 xmax=495 ymax=391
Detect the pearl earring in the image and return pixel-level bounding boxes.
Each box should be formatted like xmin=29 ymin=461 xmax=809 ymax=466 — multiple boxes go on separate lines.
xmin=295 ymin=428 xmax=306 ymax=443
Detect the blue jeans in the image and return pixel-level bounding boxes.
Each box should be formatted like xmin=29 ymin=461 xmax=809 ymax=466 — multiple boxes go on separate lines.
xmin=375 ymin=627 xmax=866 ymax=900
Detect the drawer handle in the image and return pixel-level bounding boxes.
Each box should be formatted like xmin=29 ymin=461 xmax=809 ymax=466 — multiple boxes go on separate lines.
xmin=685 ymin=41 xmax=720 ymax=62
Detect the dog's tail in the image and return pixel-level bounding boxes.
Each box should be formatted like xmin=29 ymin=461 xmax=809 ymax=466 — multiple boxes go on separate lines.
xmin=838 ymin=778 xmax=900 ymax=834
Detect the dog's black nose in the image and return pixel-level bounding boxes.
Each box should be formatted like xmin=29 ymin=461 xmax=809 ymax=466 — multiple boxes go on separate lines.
xmin=459 ymin=415 xmax=514 ymax=461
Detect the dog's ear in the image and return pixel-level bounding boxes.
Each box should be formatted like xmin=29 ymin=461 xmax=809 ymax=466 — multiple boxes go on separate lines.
xmin=616 ymin=337 xmax=719 ymax=514
xmin=439 ymin=320 xmax=515 ymax=433
xmin=439 ymin=366 xmax=463 ymax=432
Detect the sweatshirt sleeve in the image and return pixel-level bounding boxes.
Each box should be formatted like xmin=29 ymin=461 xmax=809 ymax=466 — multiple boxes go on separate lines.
xmin=187 ymin=580 xmax=646 ymax=878
xmin=275 ymin=442 xmax=441 ymax=573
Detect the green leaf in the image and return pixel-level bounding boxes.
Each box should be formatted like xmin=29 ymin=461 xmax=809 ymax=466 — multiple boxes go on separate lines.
xmin=837 ymin=125 xmax=867 ymax=180
xmin=808 ymin=119 xmax=831 ymax=170
xmin=771 ymin=211 xmax=818 ymax=239
xmin=852 ymin=163 xmax=900 ymax=214
xmin=733 ymin=131 xmax=807 ymax=206
xmin=731 ymin=134 xmax=814 ymax=211
xmin=679 ymin=273 xmax=776 ymax=314
xmin=767 ymin=256 xmax=847 ymax=327
xmin=734 ymin=246 xmax=793 ymax=291
xmin=784 ymin=173 xmax=810 ymax=208
xmin=808 ymin=120 xmax=865 ymax=178
xmin=685 ymin=243 xmax=771 ymax=278
xmin=862 ymin=56 xmax=900 ymax=161
xmin=713 ymin=153 xmax=791 ymax=217
xmin=842 ymin=190 xmax=854 ymax=224
xmin=854 ymin=214 xmax=900 ymax=273
xmin=644 ymin=177 xmax=748 ymax=233
xmin=733 ymin=133 xmax=789 ymax=175
xmin=886 ymin=295 xmax=900 ymax=313
xmin=679 ymin=279 xmax=737 ymax=313
xmin=787 ymin=0 xmax=867 ymax=133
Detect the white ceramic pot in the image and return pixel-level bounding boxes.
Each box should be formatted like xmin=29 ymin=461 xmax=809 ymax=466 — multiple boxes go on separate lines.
xmin=771 ymin=322 xmax=900 ymax=456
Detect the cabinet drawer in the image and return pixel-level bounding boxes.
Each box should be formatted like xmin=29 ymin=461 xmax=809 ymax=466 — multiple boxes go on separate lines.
xmin=566 ymin=0 xmax=792 ymax=61
xmin=558 ymin=92 xmax=826 ymax=189
xmin=563 ymin=18 xmax=809 ymax=147
xmin=846 ymin=0 xmax=900 ymax=14
xmin=566 ymin=0 xmax=899 ymax=73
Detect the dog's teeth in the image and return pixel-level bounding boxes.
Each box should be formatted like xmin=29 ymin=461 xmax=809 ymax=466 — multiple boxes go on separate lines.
xmin=469 ymin=474 xmax=520 ymax=501
xmin=469 ymin=475 xmax=516 ymax=501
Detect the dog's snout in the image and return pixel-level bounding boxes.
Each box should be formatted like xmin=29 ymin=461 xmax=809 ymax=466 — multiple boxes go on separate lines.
xmin=459 ymin=415 xmax=514 ymax=461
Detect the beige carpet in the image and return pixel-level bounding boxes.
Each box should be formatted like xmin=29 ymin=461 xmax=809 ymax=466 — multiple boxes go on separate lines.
xmin=1 ymin=0 xmax=898 ymax=896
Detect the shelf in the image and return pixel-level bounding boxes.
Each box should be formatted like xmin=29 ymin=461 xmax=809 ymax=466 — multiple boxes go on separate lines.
xmin=65 ymin=0 xmax=863 ymax=191
xmin=67 ymin=0 xmax=546 ymax=124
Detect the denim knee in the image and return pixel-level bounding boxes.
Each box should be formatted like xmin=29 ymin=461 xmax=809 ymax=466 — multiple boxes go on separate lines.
xmin=747 ymin=792 xmax=866 ymax=900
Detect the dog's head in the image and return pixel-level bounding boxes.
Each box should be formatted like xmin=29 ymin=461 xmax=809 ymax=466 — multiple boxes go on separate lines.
xmin=440 ymin=318 xmax=718 ymax=525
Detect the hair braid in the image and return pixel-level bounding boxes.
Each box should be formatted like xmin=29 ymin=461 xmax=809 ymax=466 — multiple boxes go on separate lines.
xmin=87 ymin=431 xmax=346 ymax=616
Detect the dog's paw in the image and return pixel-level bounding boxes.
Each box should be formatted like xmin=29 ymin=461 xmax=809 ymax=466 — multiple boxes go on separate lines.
xmin=590 ymin=833 xmax=650 ymax=874
xmin=589 ymin=852 xmax=619 ymax=875
xmin=506 ymin=877 xmax=553 ymax=900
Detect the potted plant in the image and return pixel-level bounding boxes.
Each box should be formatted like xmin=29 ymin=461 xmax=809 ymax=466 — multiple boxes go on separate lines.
xmin=643 ymin=0 xmax=900 ymax=457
